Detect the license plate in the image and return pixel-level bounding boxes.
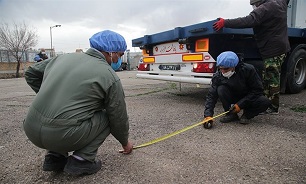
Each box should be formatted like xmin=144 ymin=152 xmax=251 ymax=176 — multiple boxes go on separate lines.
xmin=153 ymin=42 xmax=188 ymax=55
xmin=159 ymin=64 xmax=181 ymax=71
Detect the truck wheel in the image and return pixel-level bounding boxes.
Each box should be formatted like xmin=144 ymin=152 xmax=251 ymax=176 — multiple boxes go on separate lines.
xmin=286 ymin=48 xmax=306 ymax=94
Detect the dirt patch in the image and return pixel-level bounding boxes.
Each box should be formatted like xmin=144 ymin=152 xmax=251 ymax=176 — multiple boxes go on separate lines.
xmin=0 ymin=73 xmax=305 ymax=184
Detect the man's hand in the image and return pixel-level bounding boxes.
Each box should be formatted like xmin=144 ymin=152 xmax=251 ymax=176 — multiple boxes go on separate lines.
xmin=213 ymin=18 xmax=225 ymax=31
xmin=204 ymin=116 xmax=214 ymax=123
xmin=203 ymin=116 xmax=214 ymax=129
xmin=119 ymin=140 xmax=133 ymax=154
xmin=229 ymin=104 xmax=241 ymax=114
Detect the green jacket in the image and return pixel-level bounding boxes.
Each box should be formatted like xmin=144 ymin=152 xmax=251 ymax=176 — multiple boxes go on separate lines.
xmin=25 ymin=48 xmax=129 ymax=146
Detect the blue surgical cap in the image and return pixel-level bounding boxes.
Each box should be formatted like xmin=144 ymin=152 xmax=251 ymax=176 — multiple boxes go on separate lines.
xmin=89 ymin=30 xmax=127 ymax=52
xmin=216 ymin=51 xmax=239 ymax=68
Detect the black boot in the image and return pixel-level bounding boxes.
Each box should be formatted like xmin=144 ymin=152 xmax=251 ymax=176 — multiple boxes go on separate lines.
xmin=239 ymin=114 xmax=251 ymax=125
xmin=64 ymin=156 xmax=102 ymax=176
xmin=43 ymin=151 xmax=67 ymax=171
xmin=220 ymin=113 xmax=239 ymax=123
xmin=260 ymin=106 xmax=279 ymax=115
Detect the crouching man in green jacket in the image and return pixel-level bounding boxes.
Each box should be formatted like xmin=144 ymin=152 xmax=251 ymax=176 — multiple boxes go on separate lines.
xmin=23 ymin=30 xmax=133 ymax=176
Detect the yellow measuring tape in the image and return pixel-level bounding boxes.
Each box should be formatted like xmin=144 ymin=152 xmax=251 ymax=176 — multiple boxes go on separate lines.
xmin=132 ymin=111 xmax=229 ymax=150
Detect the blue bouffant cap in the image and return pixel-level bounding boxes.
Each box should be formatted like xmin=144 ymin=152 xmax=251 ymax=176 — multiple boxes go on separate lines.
xmin=216 ymin=51 xmax=239 ymax=67
xmin=89 ymin=30 xmax=127 ymax=52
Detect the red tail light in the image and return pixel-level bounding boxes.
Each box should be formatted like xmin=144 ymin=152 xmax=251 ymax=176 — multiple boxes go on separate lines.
xmin=193 ymin=62 xmax=215 ymax=73
xmin=138 ymin=63 xmax=150 ymax=71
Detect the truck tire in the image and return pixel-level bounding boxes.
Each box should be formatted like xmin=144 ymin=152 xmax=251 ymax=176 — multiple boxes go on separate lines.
xmin=286 ymin=48 xmax=306 ymax=94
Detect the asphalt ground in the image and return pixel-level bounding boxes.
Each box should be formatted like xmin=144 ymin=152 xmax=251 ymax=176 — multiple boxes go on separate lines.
xmin=0 ymin=71 xmax=305 ymax=184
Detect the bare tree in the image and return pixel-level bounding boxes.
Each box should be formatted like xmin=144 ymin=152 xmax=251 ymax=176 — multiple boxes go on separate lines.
xmin=0 ymin=21 xmax=38 ymax=78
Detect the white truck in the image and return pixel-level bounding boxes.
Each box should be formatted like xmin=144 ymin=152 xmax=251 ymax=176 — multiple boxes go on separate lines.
xmin=132 ymin=0 xmax=306 ymax=93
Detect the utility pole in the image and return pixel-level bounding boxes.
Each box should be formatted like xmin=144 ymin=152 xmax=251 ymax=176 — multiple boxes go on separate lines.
xmin=50 ymin=25 xmax=61 ymax=57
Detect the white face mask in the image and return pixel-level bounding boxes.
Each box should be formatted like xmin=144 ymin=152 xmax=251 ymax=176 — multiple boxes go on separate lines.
xmin=41 ymin=52 xmax=46 ymax=54
xmin=222 ymin=70 xmax=235 ymax=78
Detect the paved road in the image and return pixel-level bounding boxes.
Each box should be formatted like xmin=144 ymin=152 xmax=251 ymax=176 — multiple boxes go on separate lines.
xmin=0 ymin=71 xmax=305 ymax=184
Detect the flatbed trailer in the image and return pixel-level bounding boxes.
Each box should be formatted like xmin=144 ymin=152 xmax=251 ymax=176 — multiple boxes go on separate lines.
xmin=133 ymin=19 xmax=306 ymax=93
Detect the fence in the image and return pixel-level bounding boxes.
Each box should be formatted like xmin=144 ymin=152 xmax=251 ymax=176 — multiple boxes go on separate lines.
xmin=0 ymin=49 xmax=40 ymax=63
xmin=0 ymin=50 xmax=39 ymax=78
xmin=0 ymin=49 xmax=142 ymax=78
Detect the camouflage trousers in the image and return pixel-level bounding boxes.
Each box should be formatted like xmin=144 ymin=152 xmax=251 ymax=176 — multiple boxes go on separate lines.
xmin=262 ymin=54 xmax=286 ymax=110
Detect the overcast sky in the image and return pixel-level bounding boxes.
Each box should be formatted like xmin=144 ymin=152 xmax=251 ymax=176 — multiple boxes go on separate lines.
xmin=0 ymin=0 xmax=252 ymax=53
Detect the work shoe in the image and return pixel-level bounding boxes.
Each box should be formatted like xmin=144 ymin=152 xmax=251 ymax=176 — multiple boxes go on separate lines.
xmin=220 ymin=113 xmax=239 ymax=123
xmin=64 ymin=156 xmax=102 ymax=176
xmin=259 ymin=107 xmax=279 ymax=115
xmin=239 ymin=114 xmax=251 ymax=125
xmin=43 ymin=152 xmax=68 ymax=172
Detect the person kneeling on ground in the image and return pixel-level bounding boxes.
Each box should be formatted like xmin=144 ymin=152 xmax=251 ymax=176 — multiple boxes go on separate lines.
xmin=204 ymin=51 xmax=271 ymax=125
xmin=23 ymin=30 xmax=133 ymax=176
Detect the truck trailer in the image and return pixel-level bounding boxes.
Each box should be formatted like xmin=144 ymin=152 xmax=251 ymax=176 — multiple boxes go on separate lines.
xmin=132 ymin=0 xmax=306 ymax=94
